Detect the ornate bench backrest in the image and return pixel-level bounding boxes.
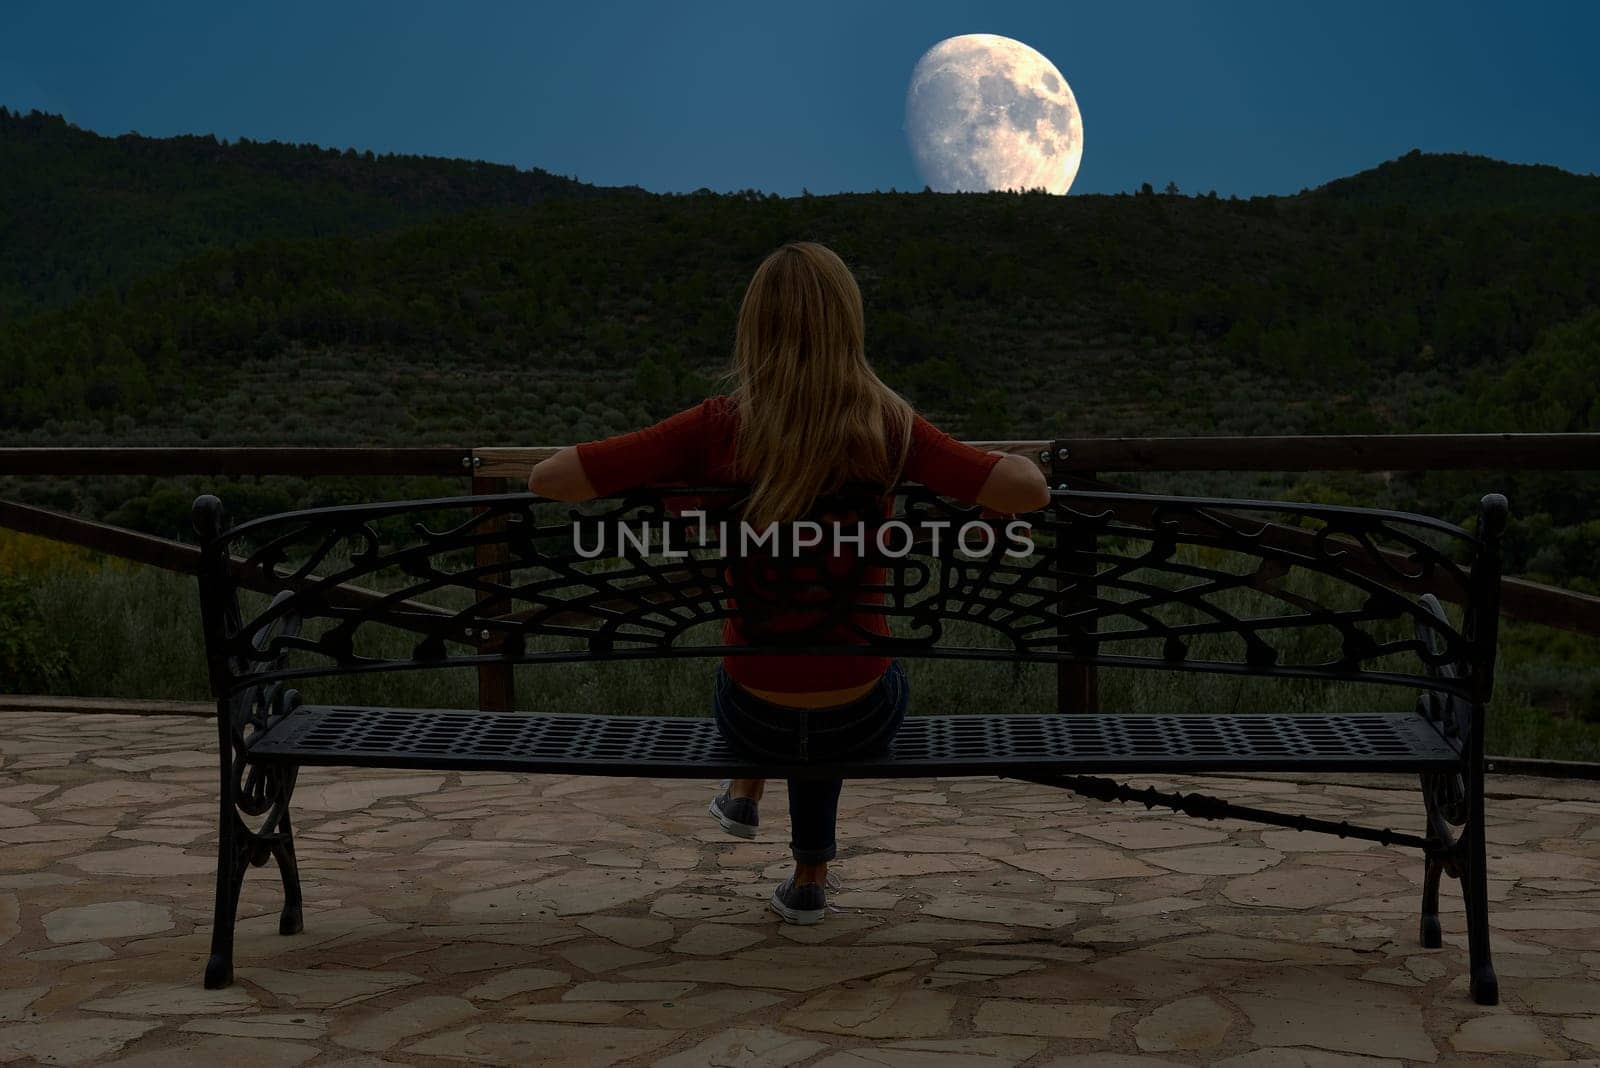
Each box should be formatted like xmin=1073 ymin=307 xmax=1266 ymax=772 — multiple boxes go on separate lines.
xmin=193 ymin=486 xmax=1507 ymax=718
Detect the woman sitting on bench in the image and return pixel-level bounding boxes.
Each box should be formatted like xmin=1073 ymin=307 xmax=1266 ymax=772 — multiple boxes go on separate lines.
xmin=527 ymin=241 xmax=1049 ymax=923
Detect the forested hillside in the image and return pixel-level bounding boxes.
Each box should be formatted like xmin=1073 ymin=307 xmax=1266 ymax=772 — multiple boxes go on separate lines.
xmin=0 ymin=107 xmax=643 ymax=317
xmin=1 ymin=111 xmax=1597 ymax=579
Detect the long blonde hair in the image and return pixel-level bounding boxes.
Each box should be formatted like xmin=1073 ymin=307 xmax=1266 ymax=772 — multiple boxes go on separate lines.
xmin=730 ymin=242 xmax=914 ymax=525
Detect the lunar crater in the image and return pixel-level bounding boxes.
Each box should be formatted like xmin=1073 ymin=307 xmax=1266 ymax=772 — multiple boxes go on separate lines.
xmin=906 ymin=33 xmax=1083 ymax=195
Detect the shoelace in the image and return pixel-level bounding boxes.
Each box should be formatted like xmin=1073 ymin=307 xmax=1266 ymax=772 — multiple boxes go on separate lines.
xmin=824 ymin=870 xmax=846 ymax=913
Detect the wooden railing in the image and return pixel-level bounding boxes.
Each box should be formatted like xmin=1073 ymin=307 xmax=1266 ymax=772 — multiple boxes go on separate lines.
xmin=3 ymin=433 xmax=1598 ymax=713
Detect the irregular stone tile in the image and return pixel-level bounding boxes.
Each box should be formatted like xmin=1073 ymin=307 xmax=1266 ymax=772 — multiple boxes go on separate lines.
xmin=0 ymin=840 xmax=91 ymax=871
xmin=1517 ymin=977 xmax=1600 ymax=1014
xmin=1485 ymin=847 xmax=1600 ymax=881
xmin=461 ymin=967 xmax=570 ymax=1001
xmin=1565 ymin=1016 xmax=1600 ymax=1048
xmin=1212 ymin=1050 xmax=1402 ymax=1068
xmin=782 ymin=988 xmax=956 ymax=1039
xmin=868 ymin=833 xmax=1009 ymax=856
xmin=889 ymin=1036 xmax=1047 ymax=1061
xmin=1360 ymin=967 xmax=1422 ymax=987
xmin=237 ymin=968 xmax=423 ymax=1009
xmin=0 ymin=893 xmax=16 ymax=947
xmin=564 ymin=980 xmax=698 ymax=1002
xmin=860 ymin=920 xmax=1015 ymax=944
xmin=581 ymin=848 xmax=643 ymax=868
xmin=1072 ymin=820 xmax=1228 ymax=850
xmin=1144 ymin=845 xmax=1282 ymax=875
xmin=1102 ymin=896 xmax=1206 ymax=919
xmin=1497 ymin=908 xmax=1600 ymax=931
xmin=43 ymin=901 xmax=173 ymax=943
xmin=46 ymin=780 xmax=185 ymax=808
xmin=334 ymin=995 xmax=480 ymax=1052
xmin=1037 ymin=1057 xmax=1189 ymax=1068
xmin=931 ymin=958 xmax=1045 ymax=981
xmin=833 ymin=890 xmax=902 ymax=910
xmin=1053 ymin=884 xmax=1118 ymax=904
xmin=0 ymin=987 xmax=46 ymax=1023
xmin=451 ymin=868 xmax=687 ymax=919
xmin=1001 ymin=847 xmax=1160 ymax=881
xmin=1075 ymin=917 xmax=1205 ymax=944
xmin=513 ymin=1002 xmax=635 ymax=1023
xmin=1133 ymin=994 xmax=1232 ymax=1051
xmin=408 ymin=1023 xmax=679 ymax=1066
xmin=399 ymin=941 xmax=552 ymax=975
xmin=1450 ymin=1014 xmax=1565 ymax=1058
xmin=0 ymin=1017 xmax=160 ymax=1065
xmin=972 ymin=998 xmax=1130 ymax=1038
xmin=66 ymin=845 xmax=213 ymax=877
xmin=653 ymin=1026 xmax=826 ymax=1068
xmin=414 ymin=921 xmax=581 ymax=949
xmin=344 ymin=822 xmax=456 ymax=851
xmin=918 ymin=893 xmax=1075 ymax=930
xmin=1150 ymin=932 xmax=1369 ymax=966
xmin=812 ymin=1051 xmax=1017 ymax=1068
xmin=180 ymin=1013 xmax=330 ymax=1040
xmin=579 ymin=915 xmax=676 ymax=948
xmin=292 ymin=775 xmax=447 ymax=812
xmin=669 ymin=923 xmax=765 ymax=956
xmin=0 ymin=823 xmax=112 ymax=844
xmin=110 ymin=826 xmax=210 ymax=845
xmin=627 ymin=945 xmax=934 ymax=992
xmin=80 ymin=982 xmax=255 ymax=1016
xmin=1223 ymin=866 xmax=1399 ymax=909
xmin=556 ymin=942 xmax=661 ymax=972
xmin=777 ymin=913 xmax=883 ymax=944
xmin=101 ymin=1036 xmax=321 ymax=1067
xmin=25 ymin=943 xmax=113 ymax=964
xmin=835 ymin=853 xmax=1000 ymax=879
xmin=1229 ymin=970 xmax=1436 ymax=1061
xmin=650 ymin=893 xmax=769 ymax=922
xmin=633 ymin=989 xmax=786 ymax=1029
xmin=1259 ymin=830 xmax=1376 ymax=852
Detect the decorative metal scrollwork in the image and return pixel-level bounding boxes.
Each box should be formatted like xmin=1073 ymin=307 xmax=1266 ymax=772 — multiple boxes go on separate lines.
xmin=199 ymin=485 xmax=1488 ymax=708
xmin=1416 ymin=592 xmax=1469 ymax=836
xmin=218 ymin=588 xmax=304 ymax=839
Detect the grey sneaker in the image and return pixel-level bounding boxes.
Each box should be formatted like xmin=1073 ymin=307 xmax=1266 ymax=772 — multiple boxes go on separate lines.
xmin=708 ymin=780 xmax=758 ymax=839
xmin=769 ymin=875 xmax=828 ymax=925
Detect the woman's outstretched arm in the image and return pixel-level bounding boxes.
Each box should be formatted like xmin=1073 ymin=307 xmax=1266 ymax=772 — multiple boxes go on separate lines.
xmin=974 ymin=452 xmax=1051 ymax=514
xmin=527 ymin=446 xmax=597 ymax=502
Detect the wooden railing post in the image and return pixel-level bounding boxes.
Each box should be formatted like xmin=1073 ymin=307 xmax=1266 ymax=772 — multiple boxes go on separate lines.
xmin=1051 ymin=442 xmax=1099 ymax=714
xmin=471 ymin=467 xmax=515 ymax=712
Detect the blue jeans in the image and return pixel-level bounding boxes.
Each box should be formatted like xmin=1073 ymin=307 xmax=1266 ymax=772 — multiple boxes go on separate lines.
xmin=712 ymin=661 xmax=909 ymax=864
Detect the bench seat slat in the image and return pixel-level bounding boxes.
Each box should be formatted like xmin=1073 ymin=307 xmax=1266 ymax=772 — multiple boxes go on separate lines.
xmin=245 ymin=706 xmax=1460 ymax=777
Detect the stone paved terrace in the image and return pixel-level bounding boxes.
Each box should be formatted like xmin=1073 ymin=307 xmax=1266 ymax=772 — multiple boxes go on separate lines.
xmin=2 ymin=707 xmax=1599 ymax=1067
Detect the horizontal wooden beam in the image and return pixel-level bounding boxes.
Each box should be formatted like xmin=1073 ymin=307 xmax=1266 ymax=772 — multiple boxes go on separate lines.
xmin=476 ymin=441 xmax=1053 ymax=481
xmin=0 ymin=498 xmax=201 ymax=573
xmin=1047 ymin=434 xmax=1600 ymax=472
xmin=4 ymin=435 xmax=1596 ymax=479
xmin=0 ymin=498 xmax=452 ymax=635
xmin=0 ymin=447 xmax=472 ymax=477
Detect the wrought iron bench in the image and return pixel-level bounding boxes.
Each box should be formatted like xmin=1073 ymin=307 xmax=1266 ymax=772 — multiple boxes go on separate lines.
xmin=191 ymin=483 xmax=1509 ymax=1004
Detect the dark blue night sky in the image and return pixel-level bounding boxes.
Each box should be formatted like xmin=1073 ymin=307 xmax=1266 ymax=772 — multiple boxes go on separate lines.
xmin=3 ymin=0 xmax=1595 ymax=197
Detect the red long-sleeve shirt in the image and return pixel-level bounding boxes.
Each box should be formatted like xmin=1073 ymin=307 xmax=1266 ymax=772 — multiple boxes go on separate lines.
xmin=575 ymin=395 xmax=1001 ymax=691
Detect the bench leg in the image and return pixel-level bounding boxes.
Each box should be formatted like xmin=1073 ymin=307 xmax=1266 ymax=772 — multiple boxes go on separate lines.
xmin=271 ymin=779 xmax=304 ymax=937
xmin=1463 ymin=781 xmax=1498 ymax=1006
xmin=1419 ymin=847 xmax=1445 ymax=949
xmin=205 ymin=810 xmax=251 ymax=989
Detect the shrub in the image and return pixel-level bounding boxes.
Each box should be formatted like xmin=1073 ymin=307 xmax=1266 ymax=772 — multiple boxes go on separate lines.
xmin=0 ymin=575 xmax=72 ymax=693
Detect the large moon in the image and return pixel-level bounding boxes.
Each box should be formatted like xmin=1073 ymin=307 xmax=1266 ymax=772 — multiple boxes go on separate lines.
xmin=905 ymin=34 xmax=1083 ymax=195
